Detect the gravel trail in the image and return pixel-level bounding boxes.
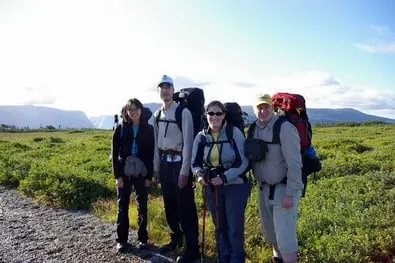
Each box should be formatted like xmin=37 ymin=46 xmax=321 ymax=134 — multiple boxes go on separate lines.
xmin=0 ymin=186 xmax=174 ymax=263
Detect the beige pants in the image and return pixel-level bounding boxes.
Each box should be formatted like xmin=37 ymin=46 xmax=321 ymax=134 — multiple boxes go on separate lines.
xmin=258 ymin=183 xmax=301 ymax=254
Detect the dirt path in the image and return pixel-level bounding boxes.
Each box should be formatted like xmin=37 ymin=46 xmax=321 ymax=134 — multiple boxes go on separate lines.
xmin=0 ymin=186 xmax=174 ymax=263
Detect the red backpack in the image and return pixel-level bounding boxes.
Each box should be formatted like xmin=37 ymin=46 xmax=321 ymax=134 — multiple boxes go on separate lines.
xmin=246 ymin=93 xmax=321 ymax=197
xmin=272 ymin=93 xmax=312 ymax=151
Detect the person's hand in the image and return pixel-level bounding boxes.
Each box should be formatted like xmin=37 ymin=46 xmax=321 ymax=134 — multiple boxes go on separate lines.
xmin=282 ymin=195 xmax=294 ymax=208
xmin=178 ymin=174 xmax=188 ymax=189
xmin=210 ymin=176 xmax=224 ymax=186
xmin=144 ymin=179 xmax=152 ymax=187
xmin=197 ymin=176 xmax=207 ymax=185
xmin=116 ymin=177 xmax=124 ymax=188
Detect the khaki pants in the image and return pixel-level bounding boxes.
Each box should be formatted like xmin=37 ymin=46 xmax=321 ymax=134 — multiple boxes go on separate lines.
xmin=258 ymin=183 xmax=301 ymax=254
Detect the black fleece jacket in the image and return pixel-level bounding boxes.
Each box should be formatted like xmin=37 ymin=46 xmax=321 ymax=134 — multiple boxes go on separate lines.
xmin=112 ymin=122 xmax=154 ymax=180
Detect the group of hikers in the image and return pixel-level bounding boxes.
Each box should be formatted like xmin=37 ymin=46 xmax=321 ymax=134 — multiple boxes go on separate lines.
xmin=111 ymin=75 xmax=320 ymax=263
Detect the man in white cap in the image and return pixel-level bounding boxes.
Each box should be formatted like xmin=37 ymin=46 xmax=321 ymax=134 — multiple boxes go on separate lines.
xmin=249 ymin=94 xmax=303 ymax=263
xmin=153 ymin=75 xmax=199 ymax=263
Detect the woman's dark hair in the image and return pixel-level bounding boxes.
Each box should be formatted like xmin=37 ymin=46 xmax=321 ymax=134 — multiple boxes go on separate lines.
xmin=206 ymin=100 xmax=226 ymax=113
xmin=206 ymin=100 xmax=226 ymax=128
xmin=120 ymin=105 xmax=128 ymax=123
xmin=124 ymin=98 xmax=146 ymax=126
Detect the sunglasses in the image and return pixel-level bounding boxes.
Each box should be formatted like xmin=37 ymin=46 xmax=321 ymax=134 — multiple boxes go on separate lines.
xmin=207 ymin=111 xmax=224 ymax=116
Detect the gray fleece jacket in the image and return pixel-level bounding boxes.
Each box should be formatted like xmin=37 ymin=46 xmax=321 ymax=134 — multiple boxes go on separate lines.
xmin=191 ymin=123 xmax=249 ymax=185
xmin=251 ymin=115 xmax=303 ymax=196
xmin=153 ymin=102 xmax=194 ymax=177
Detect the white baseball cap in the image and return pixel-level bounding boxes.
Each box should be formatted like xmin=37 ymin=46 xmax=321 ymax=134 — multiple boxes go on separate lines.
xmin=158 ymin=75 xmax=174 ymax=87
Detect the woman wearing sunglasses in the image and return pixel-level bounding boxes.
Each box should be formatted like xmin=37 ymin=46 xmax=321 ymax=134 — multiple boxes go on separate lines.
xmin=191 ymin=100 xmax=250 ymax=263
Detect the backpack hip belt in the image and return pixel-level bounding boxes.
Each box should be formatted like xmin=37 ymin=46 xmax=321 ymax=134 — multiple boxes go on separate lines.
xmin=259 ymin=177 xmax=287 ymax=200
xmin=159 ymin=149 xmax=182 ymax=162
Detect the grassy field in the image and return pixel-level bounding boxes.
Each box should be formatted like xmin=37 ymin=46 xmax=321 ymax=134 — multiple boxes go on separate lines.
xmin=0 ymin=123 xmax=394 ymax=263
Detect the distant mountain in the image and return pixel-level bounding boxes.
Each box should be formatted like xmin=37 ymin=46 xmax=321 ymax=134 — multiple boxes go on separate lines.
xmin=308 ymin=108 xmax=395 ymax=124
xmin=90 ymin=103 xmax=395 ymax=129
xmin=0 ymin=105 xmax=94 ymax=129
xmin=90 ymin=103 xmax=161 ymax=129
xmin=241 ymin=106 xmax=395 ymax=124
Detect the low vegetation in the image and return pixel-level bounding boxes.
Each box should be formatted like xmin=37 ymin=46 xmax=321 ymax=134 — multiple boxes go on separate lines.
xmin=0 ymin=123 xmax=394 ymax=262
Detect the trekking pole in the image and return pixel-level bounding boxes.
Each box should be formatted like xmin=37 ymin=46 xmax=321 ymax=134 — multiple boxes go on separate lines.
xmin=214 ymin=186 xmax=220 ymax=230
xmin=201 ymin=186 xmax=207 ymax=263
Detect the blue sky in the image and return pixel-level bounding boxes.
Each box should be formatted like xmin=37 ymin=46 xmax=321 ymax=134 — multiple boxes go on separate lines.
xmin=0 ymin=0 xmax=394 ymax=118
xmin=148 ymin=0 xmax=395 ymax=88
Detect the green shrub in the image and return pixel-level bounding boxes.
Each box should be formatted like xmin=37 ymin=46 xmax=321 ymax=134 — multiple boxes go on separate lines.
xmin=1 ymin=125 xmax=394 ymax=262
xmin=298 ymin=172 xmax=395 ymax=262
xmin=19 ymin=163 xmax=113 ymax=210
xmin=49 ymin=137 xmax=65 ymax=143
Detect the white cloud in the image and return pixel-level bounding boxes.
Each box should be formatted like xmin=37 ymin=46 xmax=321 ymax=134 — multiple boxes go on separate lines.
xmin=355 ymin=25 xmax=395 ymax=54
xmin=369 ymin=25 xmax=395 ymax=38
xmin=192 ymin=70 xmax=395 ymax=119
xmin=355 ymin=43 xmax=395 ymax=54
xmin=0 ymin=3 xmax=394 ymax=120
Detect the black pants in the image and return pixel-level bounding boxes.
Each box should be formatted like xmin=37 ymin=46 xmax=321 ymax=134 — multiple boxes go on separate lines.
xmin=116 ymin=175 xmax=148 ymax=244
xmin=159 ymin=159 xmax=199 ymax=253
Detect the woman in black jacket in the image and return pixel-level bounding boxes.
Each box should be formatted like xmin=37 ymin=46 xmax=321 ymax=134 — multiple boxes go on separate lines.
xmin=111 ymin=98 xmax=154 ymax=253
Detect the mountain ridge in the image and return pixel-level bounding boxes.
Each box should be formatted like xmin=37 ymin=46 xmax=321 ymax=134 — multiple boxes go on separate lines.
xmin=1 ymin=104 xmax=394 ymax=130
xmin=0 ymin=105 xmax=94 ymax=129
xmin=90 ymin=103 xmax=395 ymax=129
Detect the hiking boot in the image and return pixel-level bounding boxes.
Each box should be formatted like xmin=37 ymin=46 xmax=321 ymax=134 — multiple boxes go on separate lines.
xmin=136 ymin=241 xmax=149 ymax=250
xmin=175 ymin=249 xmax=200 ymax=263
xmin=116 ymin=242 xmax=129 ymax=253
xmin=159 ymin=240 xmax=182 ymax=253
xmin=272 ymin=257 xmax=284 ymax=263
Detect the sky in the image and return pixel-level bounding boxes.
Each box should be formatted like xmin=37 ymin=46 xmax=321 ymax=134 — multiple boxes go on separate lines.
xmin=0 ymin=0 xmax=394 ymax=118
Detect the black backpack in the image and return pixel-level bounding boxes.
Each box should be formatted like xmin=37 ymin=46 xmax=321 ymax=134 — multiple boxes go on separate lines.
xmin=156 ymin=87 xmax=205 ymax=137
xmin=224 ymin=102 xmax=245 ymax=136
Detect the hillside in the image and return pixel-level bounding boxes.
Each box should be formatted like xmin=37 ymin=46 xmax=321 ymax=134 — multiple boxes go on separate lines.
xmin=1 ymin=104 xmax=394 ymax=130
xmin=90 ymin=103 xmax=395 ymax=129
xmin=241 ymin=106 xmax=395 ymax=124
xmin=0 ymin=105 xmax=94 ymax=129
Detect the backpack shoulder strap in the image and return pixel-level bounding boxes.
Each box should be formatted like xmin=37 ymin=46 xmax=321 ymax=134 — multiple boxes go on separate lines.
xmin=154 ymin=110 xmax=162 ymax=127
xmin=225 ymin=124 xmax=234 ymax=145
xmin=226 ymin=124 xmax=250 ymax=183
xmin=225 ymin=125 xmax=242 ymax=167
xmin=120 ymin=122 xmax=128 ymax=139
xmin=193 ymin=131 xmax=207 ymax=169
xmin=155 ymin=107 xmax=182 ymax=131
xmin=271 ymin=116 xmax=286 ymax=144
xmin=247 ymin=121 xmax=257 ymax=138
xmin=174 ymin=104 xmax=184 ymax=132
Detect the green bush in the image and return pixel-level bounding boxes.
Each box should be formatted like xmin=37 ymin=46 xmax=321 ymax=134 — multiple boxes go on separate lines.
xmin=19 ymin=162 xmax=113 ymax=210
xmin=49 ymin=137 xmax=65 ymax=143
xmin=0 ymin=125 xmax=394 ymax=262
xmin=298 ymin=172 xmax=395 ymax=262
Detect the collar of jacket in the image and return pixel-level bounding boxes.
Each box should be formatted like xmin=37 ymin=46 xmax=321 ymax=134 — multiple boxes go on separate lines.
xmin=255 ymin=115 xmax=278 ymax=129
xmin=206 ymin=121 xmax=228 ymax=136
xmin=160 ymin=101 xmax=177 ymax=111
